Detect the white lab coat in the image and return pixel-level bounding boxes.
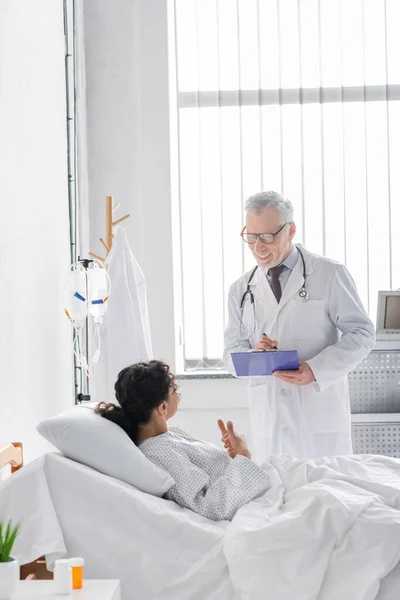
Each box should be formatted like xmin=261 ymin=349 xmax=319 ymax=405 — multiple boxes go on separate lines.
xmin=92 ymin=228 xmax=153 ymax=403
xmin=223 ymin=245 xmax=375 ymax=463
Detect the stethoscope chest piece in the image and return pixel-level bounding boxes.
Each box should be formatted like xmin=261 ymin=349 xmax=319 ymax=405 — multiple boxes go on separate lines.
xmin=298 ymin=288 xmax=309 ymax=302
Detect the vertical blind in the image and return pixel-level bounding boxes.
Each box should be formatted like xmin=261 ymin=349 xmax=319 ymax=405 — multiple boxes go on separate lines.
xmin=172 ymin=0 xmax=400 ymax=370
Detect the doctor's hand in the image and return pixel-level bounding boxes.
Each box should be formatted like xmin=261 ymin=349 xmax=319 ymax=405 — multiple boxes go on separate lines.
xmin=217 ymin=419 xmax=251 ymax=459
xmin=254 ymin=335 xmax=278 ymax=352
xmin=273 ymin=361 xmax=316 ymax=386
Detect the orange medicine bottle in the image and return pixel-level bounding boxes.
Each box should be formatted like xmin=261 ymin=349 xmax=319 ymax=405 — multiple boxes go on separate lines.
xmin=70 ymin=557 xmax=84 ymax=589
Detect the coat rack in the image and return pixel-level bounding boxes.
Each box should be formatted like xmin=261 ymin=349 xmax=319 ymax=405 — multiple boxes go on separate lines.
xmin=73 ymin=196 xmax=129 ymax=404
xmin=89 ymin=196 xmax=130 ymax=262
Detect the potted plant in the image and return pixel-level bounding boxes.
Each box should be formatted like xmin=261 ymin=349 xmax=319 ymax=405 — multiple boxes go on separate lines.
xmin=0 ymin=520 xmax=21 ymax=599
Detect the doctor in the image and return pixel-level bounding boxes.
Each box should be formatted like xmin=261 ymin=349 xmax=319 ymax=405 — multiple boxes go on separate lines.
xmin=223 ymin=191 xmax=375 ymax=463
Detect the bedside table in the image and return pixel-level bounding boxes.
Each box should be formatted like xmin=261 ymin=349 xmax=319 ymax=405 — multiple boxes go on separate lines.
xmin=12 ymin=579 xmax=121 ymax=599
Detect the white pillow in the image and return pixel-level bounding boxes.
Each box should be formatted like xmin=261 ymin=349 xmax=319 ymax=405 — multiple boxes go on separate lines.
xmin=36 ymin=403 xmax=174 ymax=496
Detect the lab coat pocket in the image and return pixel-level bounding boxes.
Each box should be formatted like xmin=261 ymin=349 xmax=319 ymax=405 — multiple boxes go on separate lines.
xmin=301 ymin=382 xmax=349 ymax=433
xmin=289 ymin=300 xmax=326 ymax=339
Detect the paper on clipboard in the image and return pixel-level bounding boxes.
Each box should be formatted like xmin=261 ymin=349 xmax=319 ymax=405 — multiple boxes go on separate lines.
xmin=231 ymin=350 xmax=299 ymax=377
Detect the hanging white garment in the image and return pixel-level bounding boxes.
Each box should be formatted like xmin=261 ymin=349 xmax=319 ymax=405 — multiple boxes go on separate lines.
xmin=92 ymin=228 xmax=153 ymax=403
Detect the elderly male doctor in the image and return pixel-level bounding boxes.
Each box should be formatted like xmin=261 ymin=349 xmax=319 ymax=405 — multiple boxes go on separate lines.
xmin=223 ymin=191 xmax=375 ymax=463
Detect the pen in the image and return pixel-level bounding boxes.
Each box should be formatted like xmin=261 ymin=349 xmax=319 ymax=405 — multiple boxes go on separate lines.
xmin=262 ymin=332 xmax=278 ymax=351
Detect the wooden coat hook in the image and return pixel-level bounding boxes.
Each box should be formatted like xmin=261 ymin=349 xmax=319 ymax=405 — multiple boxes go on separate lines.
xmin=89 ymin=196 xmax=130 ymax=262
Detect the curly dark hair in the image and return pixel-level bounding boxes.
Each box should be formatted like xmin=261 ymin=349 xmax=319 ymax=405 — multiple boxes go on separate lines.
xmin=95 ymin=360 xmax=177 ymax=444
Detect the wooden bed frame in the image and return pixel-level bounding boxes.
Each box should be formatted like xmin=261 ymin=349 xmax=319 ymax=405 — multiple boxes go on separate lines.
xmin=0 ymin=442 xmax=53 ymax=580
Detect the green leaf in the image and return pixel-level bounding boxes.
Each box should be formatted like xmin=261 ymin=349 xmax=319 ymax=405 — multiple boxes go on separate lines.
xmin=0 ymin=520 xmax=21 ymax=562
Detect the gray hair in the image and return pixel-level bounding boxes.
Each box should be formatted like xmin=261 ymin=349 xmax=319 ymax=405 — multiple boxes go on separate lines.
xmin=244 ymin=191 xmax=294 ymax=222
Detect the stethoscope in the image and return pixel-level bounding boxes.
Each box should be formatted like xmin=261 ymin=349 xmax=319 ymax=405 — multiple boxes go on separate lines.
xmin=239 ymin=246 xmax=309 ymax=340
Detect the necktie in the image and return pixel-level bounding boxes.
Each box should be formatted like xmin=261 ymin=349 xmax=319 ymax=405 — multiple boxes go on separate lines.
xmin=268 ymin=265 xmax=285 ymax=303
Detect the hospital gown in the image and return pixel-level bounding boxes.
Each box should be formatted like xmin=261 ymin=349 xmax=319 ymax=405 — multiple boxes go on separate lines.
xmin=139 ymin=426 xmax=270 ymax=521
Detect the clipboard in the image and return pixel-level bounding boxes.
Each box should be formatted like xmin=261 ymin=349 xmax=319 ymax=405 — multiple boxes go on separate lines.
xmin=231 ymin=350 xmax=299 ymax=377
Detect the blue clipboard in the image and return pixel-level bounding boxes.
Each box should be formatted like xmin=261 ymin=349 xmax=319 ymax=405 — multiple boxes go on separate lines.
xmin=231 ymin=350 xmax=299 ymax=377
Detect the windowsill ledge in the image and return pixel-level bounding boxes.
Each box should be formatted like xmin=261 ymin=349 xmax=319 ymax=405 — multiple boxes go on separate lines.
xmin=176 ymin=371 xmax=234 ymax=380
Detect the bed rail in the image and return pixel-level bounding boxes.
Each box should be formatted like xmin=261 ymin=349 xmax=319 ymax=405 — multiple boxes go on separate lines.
xmin=0 ymin=442 xmax=23 ymax=472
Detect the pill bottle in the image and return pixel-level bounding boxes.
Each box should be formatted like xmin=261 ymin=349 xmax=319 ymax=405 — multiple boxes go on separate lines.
xmin=70 ymin=557 xmax=84 ymax=589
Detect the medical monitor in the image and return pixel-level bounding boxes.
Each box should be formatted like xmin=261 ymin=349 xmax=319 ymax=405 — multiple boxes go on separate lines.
xmin=376 ymin=291 xmax=400 ymax=345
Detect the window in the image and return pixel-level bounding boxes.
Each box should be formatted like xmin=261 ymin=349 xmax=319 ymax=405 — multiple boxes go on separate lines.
xmin=171 ymin=0 xmax=400 ymax=371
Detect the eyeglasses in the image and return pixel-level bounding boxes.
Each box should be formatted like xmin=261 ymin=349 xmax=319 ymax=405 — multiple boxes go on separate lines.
xmin=241 ymin=222 xmax=289 ymax=245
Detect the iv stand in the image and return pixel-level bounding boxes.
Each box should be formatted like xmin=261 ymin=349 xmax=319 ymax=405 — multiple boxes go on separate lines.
xmin=75 ymin=257 xmax=93 ymax=404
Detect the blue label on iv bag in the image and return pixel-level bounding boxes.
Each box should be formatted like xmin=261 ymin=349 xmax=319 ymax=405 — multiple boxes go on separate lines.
xmin=91 ymin=299 xmax=104 ymax=305
xmin=74 ymin=292 xmax=86 ymax=302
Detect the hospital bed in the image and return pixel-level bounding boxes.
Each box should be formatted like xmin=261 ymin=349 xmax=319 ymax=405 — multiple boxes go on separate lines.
xmin=0 ymin=447 xmax=236 ymax=599
xmin=1 ymin=444 xmax=400 ymax=600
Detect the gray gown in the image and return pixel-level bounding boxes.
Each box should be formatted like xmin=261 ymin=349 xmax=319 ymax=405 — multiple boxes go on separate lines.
xmin=139 ymin=426 xmax=271 ymax=521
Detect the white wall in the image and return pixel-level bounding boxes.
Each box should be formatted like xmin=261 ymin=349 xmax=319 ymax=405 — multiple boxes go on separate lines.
xmin=0 ymin=0 xmax=74 ymax=465
xmin=84 ymin=0 xmax=175 ymax=363
xmin=170 ymin=377 xmax=251 ymax=446
xmin=83 ymin=0 xmax=252 ymax=445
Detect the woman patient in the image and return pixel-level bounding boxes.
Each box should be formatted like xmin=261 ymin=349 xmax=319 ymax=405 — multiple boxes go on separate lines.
xmin=96 ymin=360 xmax=270 ymax=521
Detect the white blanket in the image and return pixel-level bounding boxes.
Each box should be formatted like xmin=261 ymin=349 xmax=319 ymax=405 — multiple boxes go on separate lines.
xmin=224 ymin=454 xmax=400 ymax=600
xmin=2 ymin=452 xmax=400 ymax=599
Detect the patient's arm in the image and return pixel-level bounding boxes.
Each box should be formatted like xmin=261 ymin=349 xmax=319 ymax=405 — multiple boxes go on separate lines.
xmin=143 ymin=444 xmax=270 ymax=522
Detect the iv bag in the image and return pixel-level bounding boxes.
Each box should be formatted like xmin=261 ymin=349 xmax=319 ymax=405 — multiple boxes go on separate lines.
xmin=65 ymin=268 xmax=88 ymax=323
xmin=88 ymin=265 xmax=108 ymax=322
